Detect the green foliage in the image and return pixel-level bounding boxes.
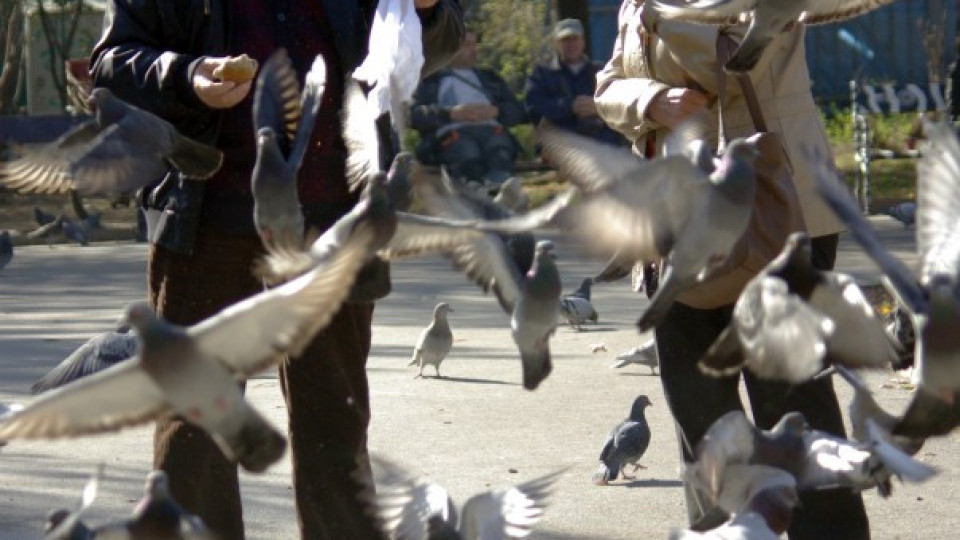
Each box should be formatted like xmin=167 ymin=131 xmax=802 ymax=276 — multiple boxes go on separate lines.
xmin=820 ymin=107 xmax=924 ymax=152
xmin=472 ymin=0 xmax=552 ymax=91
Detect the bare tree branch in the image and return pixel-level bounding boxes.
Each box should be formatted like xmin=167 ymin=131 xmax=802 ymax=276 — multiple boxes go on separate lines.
xmin=0 ymin=0 xmax=24 ymax=114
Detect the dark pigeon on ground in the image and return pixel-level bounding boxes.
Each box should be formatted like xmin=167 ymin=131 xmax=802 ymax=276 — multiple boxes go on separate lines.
xmin=92 ymin=470 xmax=211 ymax=539
xmin=0 ymin=87 xmax=222 ymax=195
xmin=0 ymin=230 xmax=12 ymax=269
xmin=26 ymin=216 xmax=65 ymax=246
xmin=61 ymin=217 xmax=89 ymax=246
xmin=593 ymin=395 xmax=653 ymax=485
xmin=559 ymin=277 xmax=598 ymax=330
xmin=879 ymin=201 xmax=916 ymax=227
xmin=32 ymin=323 xmax=138 ymax=394
xmin=34 ymin=207 xmax=57 ymax=226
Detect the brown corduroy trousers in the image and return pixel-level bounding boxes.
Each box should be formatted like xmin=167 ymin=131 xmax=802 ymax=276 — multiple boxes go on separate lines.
xmin=148 ymin=229 xmax=381 ymax=540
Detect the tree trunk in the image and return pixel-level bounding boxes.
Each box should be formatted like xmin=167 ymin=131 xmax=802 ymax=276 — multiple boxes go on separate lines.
xmin=0 ymin=0 xmax=24 ymax=114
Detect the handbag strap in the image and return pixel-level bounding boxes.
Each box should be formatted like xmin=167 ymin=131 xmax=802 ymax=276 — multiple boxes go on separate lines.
xmin=715 ymin=33 xmax=768 ymax=147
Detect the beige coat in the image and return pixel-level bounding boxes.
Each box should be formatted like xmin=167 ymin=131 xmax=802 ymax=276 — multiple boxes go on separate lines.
xmin=595 ymin=0 xmax=843 ymax=237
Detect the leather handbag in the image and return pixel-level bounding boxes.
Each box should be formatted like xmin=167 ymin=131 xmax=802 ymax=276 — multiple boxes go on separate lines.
xmin=675 ymin=33 xmax=808 ymax=309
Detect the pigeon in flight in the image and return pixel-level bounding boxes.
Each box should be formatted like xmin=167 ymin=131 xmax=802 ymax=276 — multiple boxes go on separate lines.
xmin=811 ymin=124 xmax=960 ymax=438
xmin=611 ymin=340 xmax=659 ymax=374
xmin=649 ymin=0 xmax=900 ymax=72
xmin=511 ymin=241 xmax=563 ymax=390
xmin=0 ymin=230 xmax=12 ymax=269
xmin=43 ymin=465 xmax=102 ymax=540
xmin=251 ymin=48 xmax=325 ymax=253
xmin=409 ymin=303 xmax=454 ymax=378
xmin=0 ymin=88 xmax=223 ymax=195
xmin=670 ymin=481 xmax=798 ymax=540
xmin=699 ymin=232 xmax=898 ymax=383
xmin=0 ymin=225 xmax=378 ymax=472
xmin=559 ymin=278 xmax=598 ymax=330
xmin=364 ymin=455 xmax=563 ymax=540
xmin=593 ymin=395 xmax=653 ymax=485
xmin=31 ymin=321 xmax=138 ymax=394
xmin=536 ymin=122 xmax=761 ymax=332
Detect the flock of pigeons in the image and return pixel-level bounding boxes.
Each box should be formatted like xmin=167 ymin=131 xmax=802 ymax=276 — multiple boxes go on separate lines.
xmin=0 ymin=0 xmax=952 ymax=538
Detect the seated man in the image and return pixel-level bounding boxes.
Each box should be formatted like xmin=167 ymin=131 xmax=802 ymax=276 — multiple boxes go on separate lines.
xmin=525 ymin=19 xmax=624 ymax=147
xmin=411 ymin=30 xmax=527 ymax=186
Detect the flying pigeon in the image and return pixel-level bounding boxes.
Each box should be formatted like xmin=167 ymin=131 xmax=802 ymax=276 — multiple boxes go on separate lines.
xmin=811 ymin=124 xmax=960 ymax=438
xmin=649 ymin=0 xmax=900 ymax=73
xmin=593 ymin=395 xmax=653 ymax=485
xmin=0 ymin=230 xmax=12 ymax=269
xmin=43 ymin=465 xmax=102 ymax=540
xmin=536 ymin=122 xmax=762 ymax=332
xmin=387 ymin=152 xmax=415 ymax=213
xmin=611 ymin=340 xmax=659 ymax=374
xmin=0 ymin=224 xmax=378 ymax=472
xmin=250 ymin=49 xmax=325 ymax=253
xmin=0 ymin=88 xmax=223 ymax=195
xmin=670 ymin=483 xmax=798 ymax=540
xmin=559 ymin=278 xmax=598 ymax=330
xmin=31 ymin=321 xmax=138 ymax=394
xmin=493 ymin=177 xmax=530 ymax=213
xmin=92 ymin=470 xmax=211 ymax=539
xmin=364 ymin=455 xmax=563 ymax=540
xmin=511 ymin=241 xmax=562 ymax=390
xmin=684 ymin=462 xmax=797 ymax=521
xmin=699 ymin=232 xmax=899 ymax=383
xmin=879 ymin=201 xmax=916 ymax=227
xmin=409 ymin=303 xmax=454 ymax=378
xmin=0 ymin=402 xmax=23 ymax=450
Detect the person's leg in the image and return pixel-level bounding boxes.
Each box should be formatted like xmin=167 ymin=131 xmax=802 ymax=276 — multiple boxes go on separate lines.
xmin=743 ymin=232 xmax=870 ymax=540
xmin=148 ymin=230 xmax=265 ymax=540
xmin=279 ymin=302 xmax=380 ymax=540
xmin=477 ymin=125 xmax=517 ymax=184
xmin=439 ymin=130 xmax=485 ymax=183
xmin=654 ymin=302 xmax=744 ymax=524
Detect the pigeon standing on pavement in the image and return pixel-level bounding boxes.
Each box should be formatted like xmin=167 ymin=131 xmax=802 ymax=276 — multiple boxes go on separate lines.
xmin=812 ymin=123 xmax=960 ymax=438
xmin=0 ymin=225 xmax=381 ymax=473
xmin=879 ymin=201 xmax=916 ymax=227
xmin=92 ymin=470 xmax=211 ymax=539
xmin=649 ymin=0 xmax=899 ymax=73
xmin=251 ymin=48 xmax=325 ymax=253
xmin=611 ymin=340 xmax=659 ymax=374
xmin=34 ymin=207 xmax=57 ymax=226
xmin=0 ymin=87 xmax=223 ymax=195
xmin=409 ymin=303 xmax=454 ymax=378
xmin=61 ymin=217 xmax=89 ymax=247
xmin=31 ymin=321 xmax=138 ymax=394
xmin=593 ymin=395 xmax=653 ymax=485
xmin=699 ymin=232 xmax=899 ymax=383
xmin=559 ymin=278 xmax=598 ymax=330
xmin=0 ymin=230 xmax=12 ymax=269
xmin=364 ymin=455 xmax=563 ymax=540
xmin=512 ymin=241 xmax=562 ymax=390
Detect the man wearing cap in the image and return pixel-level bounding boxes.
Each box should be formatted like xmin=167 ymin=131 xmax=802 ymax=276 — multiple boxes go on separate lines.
xmin=525 ymin=18 xmax=624 ymax=147
xmin=411 ymin=30 xmax=528 ymax=187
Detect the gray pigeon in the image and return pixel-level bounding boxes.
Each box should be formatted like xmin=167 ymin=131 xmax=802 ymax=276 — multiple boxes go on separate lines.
xmin=251 ymin=48 xmax=325 ymax=253
xmin=879 ymin=202 xmax=916 ymax=227
xmin=92 ymin=470 xmax=211 ymax=539
xmin=649 ymin=0 xmax=899 ymax=72
xmin=512 ymin=241 xmax=562 ymax=390
xmin=611 ymin=340 xmax=659 ymax=374
xmin=387 ymin=152 xmax=415 ymax=213
xmin=0 ymin=230 xmax=12 ymax=269
xmin=683 ymin=462 xmax=797 ymax=529
xmin=409 ymin=303 xmax=454 ymax=378
xmin=670 ymin=482 xmax=798 ymax=540
xmin=559 ymin=278 xmax=598 ymax=330
xmin=535 ymin=123 xmax=761 ymax=332
xmin=365 ymin=455 xmax=562 ymax=540
xmin=31 ymin=322 xmax=138 ymax=394
xmin=0 ymin=88 xmax=223 ymax=195
xmin=0 ymin=402 xmax=22 ymax=449
xmin=699 ymin=232 xmax=899 ymax=383
xmin=34 ymin=207 xmax=57 ymax=226
xmin=61 ymin=217 xmax=89 ymax=247
xmin=811 ymin=125 xmax=960 ymax=438
xmin=493 ymin=176 xmax=530 ymax=213
xmin=43 ymin=465 xmax=102 ymax=540
xmin=593 ymin=395 xmax=653 ymax=485
xmin=0 ymin=229 xmax=379 ymax=472
xmin=26 ymin=216 xmax=65 ymax=246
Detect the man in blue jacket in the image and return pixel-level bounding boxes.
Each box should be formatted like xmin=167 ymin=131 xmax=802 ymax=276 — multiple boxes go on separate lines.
xmin=411 ymin=30 xmax=528 ymax=187
xmin=89 ymin=1 xmax=463 ymax=539
xmin=525 ymin=19 xmax=624 ymax=148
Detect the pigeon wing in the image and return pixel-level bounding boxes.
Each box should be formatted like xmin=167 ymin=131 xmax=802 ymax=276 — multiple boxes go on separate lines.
xmin=0 ymin=120 xmax=110 ymax=194
xmin=254 ymin=48 xmax=302 ymax=149
xmin=648 ymin=0 xmax=755 ymax=25
xmin=916 ymin=121 xmax=960 ymax=285
xmin=0 ymin=360 xmax=168 ymax=440
xmin=342 ymin=79 xmax=383 ymax=193
xmin=31 ymin=331 xmax=139 ymax=394
xmin=801 ymin=0 xmax=899 ymax=25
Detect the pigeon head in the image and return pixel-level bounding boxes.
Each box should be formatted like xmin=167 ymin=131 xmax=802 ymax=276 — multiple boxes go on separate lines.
xmin=122 ymin=302 xmax=159 ymax=332
xmin=388 ymin=151 xmax=414 ymax=177
xmin=926 ymin=274 xmax=960 ymax=317
xmin=771 ymin=411 xmax=808 ymax=437
xmin=145 ymin=470 xmax=170 ymax=498
xmin=433 ymin=303 xmax=454 ymax=318
xmin=88 ymin=87 xmax=125 ymax=124
xmin=628 ymin=395 xmax=652 ymax=419
xmin=44 ymin=508 xmax=72 ymax=533
xmin=535 ymin=240 xmax=555 ymax=260
xmin=256 ymin=126 xmax=278 ymax=147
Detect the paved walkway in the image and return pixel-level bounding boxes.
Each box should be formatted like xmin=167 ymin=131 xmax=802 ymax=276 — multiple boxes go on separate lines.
xmin=0 ymin=216 xmax=952 ymax=539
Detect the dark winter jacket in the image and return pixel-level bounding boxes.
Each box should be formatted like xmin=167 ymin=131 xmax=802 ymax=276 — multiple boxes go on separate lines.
xmin=410 ymin=67 xmax=527 ymax=164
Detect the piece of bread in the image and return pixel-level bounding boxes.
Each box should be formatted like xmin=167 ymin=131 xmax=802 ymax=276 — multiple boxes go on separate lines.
xmin=213 ymin=54 xmax=258 ymax=82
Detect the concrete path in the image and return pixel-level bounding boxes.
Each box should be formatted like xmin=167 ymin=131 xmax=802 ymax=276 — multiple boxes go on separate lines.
xmin=0 ymin=216 xmax=953 ymax=539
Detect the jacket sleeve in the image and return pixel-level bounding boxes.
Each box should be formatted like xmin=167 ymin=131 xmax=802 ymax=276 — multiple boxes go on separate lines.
xmin=89 ymin=0 xmax=207 ymax=122
xmin=594 ymin=4 xmax=670 ymax=141
xmin=490 ymin=73 xmax=528 ymax=128
xmin=409 ymin=75 xmax=451 ymax=133
xmin=418 ymin=0 xmax=465 ymax=79
xmin=524 ymin=65 xmax=575 ymax=124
